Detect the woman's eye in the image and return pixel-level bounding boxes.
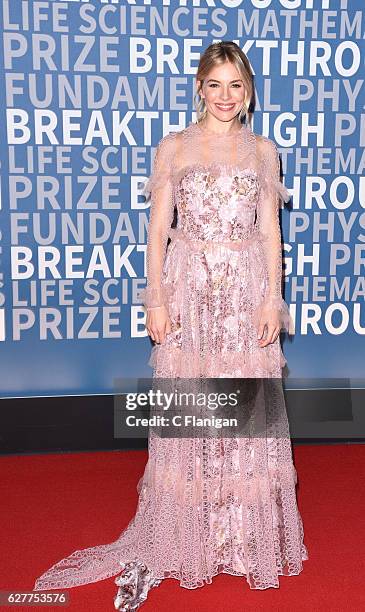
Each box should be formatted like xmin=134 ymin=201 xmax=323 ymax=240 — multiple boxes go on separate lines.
xmin=208 ymin=83 xmax=242 ymax=88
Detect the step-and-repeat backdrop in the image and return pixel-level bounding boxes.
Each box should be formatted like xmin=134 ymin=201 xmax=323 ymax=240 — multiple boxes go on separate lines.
xmin=0 ymin=0 xmax=363 ymax=397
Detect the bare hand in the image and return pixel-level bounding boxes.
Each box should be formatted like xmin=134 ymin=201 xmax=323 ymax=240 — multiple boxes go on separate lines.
xmin=257 ymin=309 xmax=280 ymax=348
xmin=146 ymin=306 xmax=172 ymax=344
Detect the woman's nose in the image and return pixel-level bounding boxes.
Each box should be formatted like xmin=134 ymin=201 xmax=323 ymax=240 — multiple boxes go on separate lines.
xmin=219 ymin=87 xmax=232 ymax=100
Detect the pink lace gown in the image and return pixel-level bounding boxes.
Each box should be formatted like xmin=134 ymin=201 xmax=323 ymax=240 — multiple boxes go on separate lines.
xmin=34 ymin=121 xmax=308 ymax=609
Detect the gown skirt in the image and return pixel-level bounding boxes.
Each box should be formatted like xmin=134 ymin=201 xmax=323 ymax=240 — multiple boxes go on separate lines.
xmin=33 ymin=226 xmax=309 ymax=608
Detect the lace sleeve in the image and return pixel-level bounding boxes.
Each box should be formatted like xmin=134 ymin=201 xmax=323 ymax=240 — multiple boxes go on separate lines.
xmin=140 ymin=133 xmax=176 ymax=310
xmin=254 ymin=137 xmax=293 ymax=333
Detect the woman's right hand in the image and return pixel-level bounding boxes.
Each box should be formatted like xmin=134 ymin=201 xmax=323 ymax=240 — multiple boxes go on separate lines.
xmin=146 ymin=306 xmax=172 ymax=344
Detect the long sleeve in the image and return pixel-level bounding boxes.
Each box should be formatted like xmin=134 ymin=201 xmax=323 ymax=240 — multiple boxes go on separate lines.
xmin=254 ymin=137 xmax=293 ymax=333
xmin=140 ymin=132 xmax=176 ymax=310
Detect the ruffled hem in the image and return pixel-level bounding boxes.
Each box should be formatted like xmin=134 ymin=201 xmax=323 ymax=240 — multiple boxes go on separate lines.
xmin=252 ymin=295 xmax=293 ymax=334
xmin=155 ymin=553 xmax=309 ymax=591
xmin=33 ymin=537 xmax=308 ymax=594
xmin=139 ymin=282 xmax=175 ymax=310
xmin=260 ymin=171 xmax=291 ymax=205
xmin=273 ymin=179 xmax=291 ymax=204
xmin=148 ymin=344 xmax=286 ymax=378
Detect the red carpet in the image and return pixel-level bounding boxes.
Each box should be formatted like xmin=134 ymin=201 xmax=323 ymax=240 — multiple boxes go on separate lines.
xmin=1 ymin=445 xmax=364 ymax=611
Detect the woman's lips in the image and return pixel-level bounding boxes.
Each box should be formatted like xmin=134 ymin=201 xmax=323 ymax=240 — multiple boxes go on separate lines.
xmin=215 ymin=103 xmax=235 ymax=111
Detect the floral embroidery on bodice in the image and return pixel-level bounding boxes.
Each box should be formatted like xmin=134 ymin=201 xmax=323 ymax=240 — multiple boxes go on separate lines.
xmin=175 ymin=163 xmax=260 ymax=242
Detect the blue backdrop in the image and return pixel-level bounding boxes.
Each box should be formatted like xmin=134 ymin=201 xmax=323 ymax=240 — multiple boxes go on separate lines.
xmin=0 ymin=0 xmax=364 ymax=397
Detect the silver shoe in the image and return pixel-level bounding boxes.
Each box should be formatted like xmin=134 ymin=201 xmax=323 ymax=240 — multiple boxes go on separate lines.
xmin=114 ymin=561 xmax=162 ymax=611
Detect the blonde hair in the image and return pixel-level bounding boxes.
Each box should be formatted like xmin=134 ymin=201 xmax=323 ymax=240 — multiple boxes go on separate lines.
xmin=194 ymin=41 xmax=254 ymax=126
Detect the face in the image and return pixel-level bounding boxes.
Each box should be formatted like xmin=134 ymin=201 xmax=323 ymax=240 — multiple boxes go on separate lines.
xmin=196 ymin=61 xmax=246 ymax=123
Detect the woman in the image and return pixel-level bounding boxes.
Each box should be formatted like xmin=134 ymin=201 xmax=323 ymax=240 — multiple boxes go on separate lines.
xmin=34 ymin=42 xmax=308 ymax=610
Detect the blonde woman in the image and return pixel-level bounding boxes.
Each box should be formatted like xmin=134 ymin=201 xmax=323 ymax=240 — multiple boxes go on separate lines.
xmin=34 ymin=41 xmax=308 ymax=610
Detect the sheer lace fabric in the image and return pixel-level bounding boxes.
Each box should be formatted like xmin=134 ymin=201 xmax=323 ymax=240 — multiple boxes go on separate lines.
xmin=33 ymin=121 xmax=308 ymax=603
xmin=142 ymin=122 xmax=293 ymax=377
